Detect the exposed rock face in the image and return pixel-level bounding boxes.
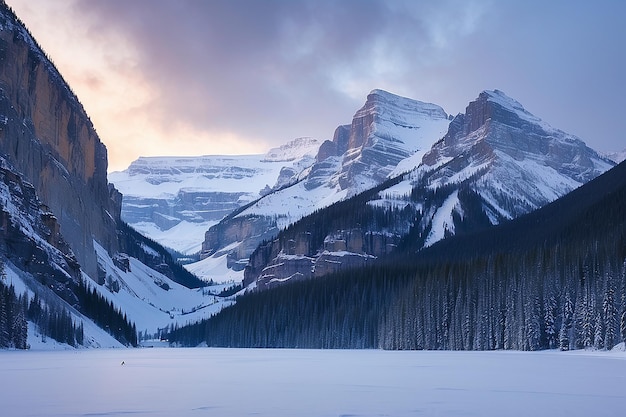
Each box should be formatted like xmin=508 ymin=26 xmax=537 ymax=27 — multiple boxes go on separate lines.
xmin=0 ymin=6 xmax=120 ymax=278
xmin=313 ymin=89 xmax=450 ymax=194
xmin=244 ymin=228 xmax=399 ymax=288
xmin=416 ymin=89 xmax=614 ymax=238
xmin=0 ymin=157 xmax=81 ymax=300
xmin=202 ymin=215 xmax=278 ymax=269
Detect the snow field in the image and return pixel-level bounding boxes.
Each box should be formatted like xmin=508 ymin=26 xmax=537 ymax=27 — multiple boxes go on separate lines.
xmin=1 ymin=348 xmax=624 ymax=417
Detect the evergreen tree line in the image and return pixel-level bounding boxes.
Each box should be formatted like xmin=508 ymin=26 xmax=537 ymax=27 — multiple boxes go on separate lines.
xmin=26 ymin=292 xmax=84 ymax=347
xmin=0 ymin=262 xmax=138 ymax=348
xmin=75 ymin=278 xmax=137 ymax=346
xmin=0 ymin=281 xmax=27 ymax=348
xmin=0 ymin=281 xmax=84 ymax=349
xmin=169 ymin=246 xmax=626 ymax=350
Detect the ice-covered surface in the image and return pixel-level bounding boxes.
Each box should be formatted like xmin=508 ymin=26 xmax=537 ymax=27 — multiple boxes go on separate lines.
xmin=1 ymin=348 xmax=624 ymax=417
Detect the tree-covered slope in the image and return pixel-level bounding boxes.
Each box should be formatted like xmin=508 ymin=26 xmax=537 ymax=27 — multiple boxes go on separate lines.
xmin=169 ymin=161 xmax=626 ymax=350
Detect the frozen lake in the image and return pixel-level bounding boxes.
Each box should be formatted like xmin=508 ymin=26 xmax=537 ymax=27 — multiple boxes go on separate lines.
xmin=1 ymin=348 xmax=625 ymax=417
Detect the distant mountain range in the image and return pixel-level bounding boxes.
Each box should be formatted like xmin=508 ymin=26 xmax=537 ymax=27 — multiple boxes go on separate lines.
xmin=108 ymin=137 xmax=320 ymax=254
xmin=171 ymin=153 xmax=626 ymax=350
xmin=220 ymin=89 xmax=612 ymax=289
xmin=112 ymin=87 xmax=613 ymax=289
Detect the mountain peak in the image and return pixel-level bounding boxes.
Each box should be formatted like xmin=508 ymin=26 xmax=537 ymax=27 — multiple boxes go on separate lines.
xmin=360 ymin=89 xmax=448 ymax=121
xmin=480 ymin=89 xmax=543 ymax=125
xmin=262 ymin=137 xmax=321 ymax=162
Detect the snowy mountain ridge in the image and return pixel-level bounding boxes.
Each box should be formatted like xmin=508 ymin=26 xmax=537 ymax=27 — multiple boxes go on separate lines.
xmin=412 ymin=89 xmax=613 ymax=246
xmin=241 ymin=89 xmax=614 ymax=288
xmin=108 ymin=137 xmax=321 ymax=254
xmin=603 ymin=148 xmax=626 ymax=164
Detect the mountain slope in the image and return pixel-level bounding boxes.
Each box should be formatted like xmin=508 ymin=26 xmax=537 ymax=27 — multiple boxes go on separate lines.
xmin=0 ymin=3 xmax=229 ymax=347
xmin=0 ymin=5 xmax=120 ymax=279
xmin=242 ymin=90 xmax=613 ymax=288
xmin=409 ymin=89 xmax=613 ymax=248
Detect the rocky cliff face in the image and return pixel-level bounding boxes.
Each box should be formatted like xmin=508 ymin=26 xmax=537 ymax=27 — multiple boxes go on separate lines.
xmin=0 ymin=156 xmax=82 ymax=302
xmin=313 ymin=89 xmax=450 ymax=193
xmin=246 ymin=228 xmax=397 ymax=289
xmin=0 ymin=6 xmax=120 ymax=278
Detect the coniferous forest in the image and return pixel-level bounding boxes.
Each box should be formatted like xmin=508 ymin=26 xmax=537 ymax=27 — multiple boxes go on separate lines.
xmin=0 ymin=279 xmax=85 ymax=349
xmin=0 ymin=260 xmax=137 ymax=348
xmin=169 ymin=161 xmax=626 ymax=350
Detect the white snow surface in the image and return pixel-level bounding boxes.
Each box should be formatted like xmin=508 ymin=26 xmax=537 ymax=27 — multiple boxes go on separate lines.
xmin=92 ymin=242 xmax=232 ymax=336
xmin=184 ymin=247 xmax=244 ymax=284
xmin=239 ymin=91 xmax=450 ymax=223
xmin=3 ymin=262 xmax=124 ymax=349
xmin=109 ymin=137 xmax=320 ymax=200
xmin=424 ymin=190 xmax=461 ymax=247
xmin=262 ymin=136 xmax=321 ymax=161
xmin=131 ymin=219 xmax=216 ymax=255
xmin=1 ymin=348 xmax=625 ymax=417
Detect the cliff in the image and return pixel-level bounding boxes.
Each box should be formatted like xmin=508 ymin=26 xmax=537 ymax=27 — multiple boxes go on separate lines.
xmin=0 ymin=5 xmax=120 ymax=278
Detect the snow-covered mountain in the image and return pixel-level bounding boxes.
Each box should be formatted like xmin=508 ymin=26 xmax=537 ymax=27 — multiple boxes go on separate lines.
xmin=196 ymin=90 xmax=451 ymax=281
xmin=242 ymin=89 xmax=614 ymax=288
xmin=410 ymin=89 xmax=613 ymax=247
xmin=108 ymin=137 xmax=320 ymax=254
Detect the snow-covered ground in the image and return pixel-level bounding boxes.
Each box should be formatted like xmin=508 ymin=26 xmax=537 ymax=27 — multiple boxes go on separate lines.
xmin=1 ymin=348 xmax=624 ymax=417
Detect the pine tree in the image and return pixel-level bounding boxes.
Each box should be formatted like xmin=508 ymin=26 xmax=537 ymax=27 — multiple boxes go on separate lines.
xmin=603 ymin=277 xmax=617 ymax=349
xmin=559 ymin=294 xmax=573 ymax=351
xmin=620 ymin=311 xmax=626 ymax=343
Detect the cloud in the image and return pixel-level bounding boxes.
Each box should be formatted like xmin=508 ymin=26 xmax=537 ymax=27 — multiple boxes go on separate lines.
xmin=69 ymin=1 xmax=493 ymax=154
xmin=9 ymin=0 xmax=626 ymax=171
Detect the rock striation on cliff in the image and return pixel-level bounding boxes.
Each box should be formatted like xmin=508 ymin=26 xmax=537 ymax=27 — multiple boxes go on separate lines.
xmin=0 ymin=5 xmax=120 ymax=278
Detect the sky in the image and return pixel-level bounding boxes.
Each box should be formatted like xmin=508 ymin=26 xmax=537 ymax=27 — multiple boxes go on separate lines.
xmin=8 ymin=0 xmax=625 ymax=172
